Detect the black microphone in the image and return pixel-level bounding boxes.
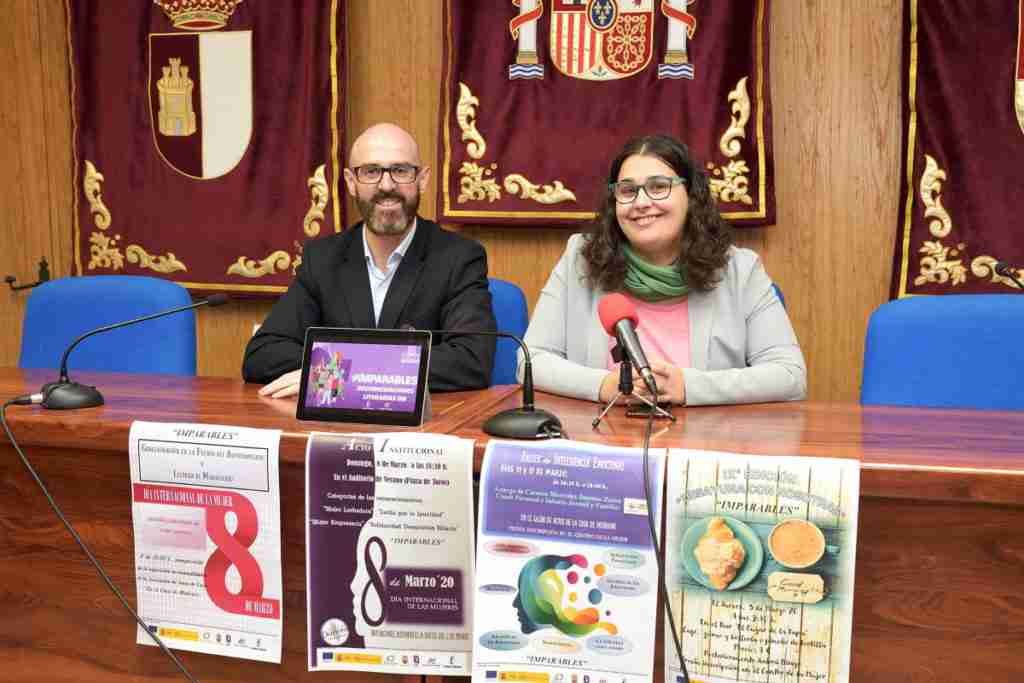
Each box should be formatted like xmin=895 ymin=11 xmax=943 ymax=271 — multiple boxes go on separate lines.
xmin=407 ymin=326 xmax=563 ymax=440
xmin=598 ymin=294 xmax=658 ymax=396
xmin=38 ymin=293 xmax=230 ymax=410
xmin=995 ymin=261 xmax=1024 ymax=290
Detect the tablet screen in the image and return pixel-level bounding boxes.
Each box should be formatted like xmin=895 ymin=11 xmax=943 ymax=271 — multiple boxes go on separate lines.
xmin=297 ymin=328 xmax=432 ymax=426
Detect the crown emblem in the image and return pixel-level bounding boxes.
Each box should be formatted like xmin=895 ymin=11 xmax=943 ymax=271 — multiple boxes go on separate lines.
xmin=153 ymin=0 xmax=243 ymax=31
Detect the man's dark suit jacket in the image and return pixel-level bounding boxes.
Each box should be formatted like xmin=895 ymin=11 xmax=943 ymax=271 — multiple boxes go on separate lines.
xmin=242 ymin=218 xmax=496 ymax=391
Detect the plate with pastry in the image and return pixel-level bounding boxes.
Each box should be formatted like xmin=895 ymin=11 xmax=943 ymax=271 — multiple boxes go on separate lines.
xmin=680 ymin=516 xmax=764 ymax=591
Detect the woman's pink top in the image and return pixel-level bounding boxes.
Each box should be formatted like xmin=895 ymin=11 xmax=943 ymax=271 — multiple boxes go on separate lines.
xmin=606 ymin=295 xmax=692 ymax=370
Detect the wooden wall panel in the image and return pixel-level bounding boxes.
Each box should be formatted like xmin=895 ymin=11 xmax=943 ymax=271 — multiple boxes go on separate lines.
xmin=0 ymin=1 xmax=73 ymax=368
xmin=38 ymin=0 xmax=74 ymax=280
xmin=0 ymin=0 xmax=902 ymax=402
xmin=741 ymin=0 xmax=901 ymax=402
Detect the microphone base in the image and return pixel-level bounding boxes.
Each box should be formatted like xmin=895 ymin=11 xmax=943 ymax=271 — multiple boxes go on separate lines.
xmin=483 ymin=407 xmax=562 ymax=440
xmin=39 ymin=381 xmax=104 ymax=410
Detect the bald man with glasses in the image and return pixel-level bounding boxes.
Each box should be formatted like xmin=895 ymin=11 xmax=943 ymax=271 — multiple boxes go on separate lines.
xmin=243 ymin=123 xmax=496 ymax=396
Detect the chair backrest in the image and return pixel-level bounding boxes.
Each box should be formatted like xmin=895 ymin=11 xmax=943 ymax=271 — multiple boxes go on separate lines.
xmin=19 ymin=275 xmax=197 ymax=376
xmin=488 ymin=277 xmax=529 ymax=385
xmin=860 ymin=294 xmax=1024 ymax=410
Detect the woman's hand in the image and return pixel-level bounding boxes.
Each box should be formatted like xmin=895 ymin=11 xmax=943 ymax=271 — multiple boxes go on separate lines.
xmin=636 ymin=361 xmax=686 ymax=404
xmin=599 ymin=370 xmax=620 ymax=403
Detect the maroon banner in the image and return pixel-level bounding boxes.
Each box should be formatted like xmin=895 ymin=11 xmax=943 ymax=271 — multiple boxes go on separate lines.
xmin=439 ymin=0 xmax=774 ymax=226
xmin=69 ymin=0 xmax=345 ymax=296
xmin=891 ymin=0 xmax=1024 ymax=297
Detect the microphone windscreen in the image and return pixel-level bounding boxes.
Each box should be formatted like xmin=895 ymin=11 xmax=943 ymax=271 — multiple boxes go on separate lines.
xmin=597 ymin=293 xmax=638 ymax=335
xmin=205 ymin=293 xmax=230 ymax=306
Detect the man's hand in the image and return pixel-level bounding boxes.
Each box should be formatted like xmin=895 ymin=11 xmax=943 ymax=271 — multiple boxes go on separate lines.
xmin=258 ymin=369 xmax=302 ymax=399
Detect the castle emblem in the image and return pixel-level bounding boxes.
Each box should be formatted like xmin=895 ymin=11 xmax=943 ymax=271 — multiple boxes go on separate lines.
xmin=156 ymin=58 xmax=197 ymax=136
xmin=149 ymin=0 xmax=251 ymax=179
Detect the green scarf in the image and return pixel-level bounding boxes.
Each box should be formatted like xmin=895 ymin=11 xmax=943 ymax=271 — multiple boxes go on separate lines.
xmin=622 ymin=244 xmax=689 ymax=302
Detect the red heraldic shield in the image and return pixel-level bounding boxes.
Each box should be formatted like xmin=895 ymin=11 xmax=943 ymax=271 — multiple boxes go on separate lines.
xmin=550 ymin=0 xmax=655 ymax=80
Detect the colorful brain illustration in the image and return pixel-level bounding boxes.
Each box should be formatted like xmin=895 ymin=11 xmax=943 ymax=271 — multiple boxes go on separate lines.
xmin=512 ymin=554 xmax=617 ymax=637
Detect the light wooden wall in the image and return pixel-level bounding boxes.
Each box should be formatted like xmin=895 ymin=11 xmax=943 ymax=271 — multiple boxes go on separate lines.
xmin=0 ymin=0 xmax=900 ymax=402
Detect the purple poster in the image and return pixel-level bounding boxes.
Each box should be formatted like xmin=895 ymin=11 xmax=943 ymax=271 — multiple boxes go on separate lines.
xmin=305 ymin=433 xmax=475 ymax=675
xmin=304 ymin=342 xmax=422 ymax=412
xmin=472 ymin=439 xmax=665 ymax=683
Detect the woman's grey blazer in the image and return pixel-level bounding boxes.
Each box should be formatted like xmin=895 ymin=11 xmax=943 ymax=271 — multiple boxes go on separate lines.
xmin=517 ymin=234 xmax=807 ymax=405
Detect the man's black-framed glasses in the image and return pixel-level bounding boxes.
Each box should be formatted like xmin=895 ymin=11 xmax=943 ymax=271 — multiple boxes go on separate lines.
xmin=609 ymin=175 xmax=687 ymax=203
xmin=353 ymin=163 xmax=420 ymax=184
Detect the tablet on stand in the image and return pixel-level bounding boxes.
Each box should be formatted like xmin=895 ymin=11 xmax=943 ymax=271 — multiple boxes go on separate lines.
xmin=296 ymin=327 xmax=432 ymax=427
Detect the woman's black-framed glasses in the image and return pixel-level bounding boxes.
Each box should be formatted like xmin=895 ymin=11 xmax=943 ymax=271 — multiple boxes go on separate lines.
xmin=353 ymin=163 xmax=420 ymax=184
xmin=609 ymin=175 xmax=687 ymax=203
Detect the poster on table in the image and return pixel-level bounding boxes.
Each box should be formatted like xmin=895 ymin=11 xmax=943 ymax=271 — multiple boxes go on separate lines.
xmin=306 ymin=432 xmax=475 ymax=675
xmin=473 ymin=439 xmax=665 ymax=683
xmin=128 ymin=421 xmax=283 ymax=662
xmin=664 ymin=450 xmax=860 ymax=683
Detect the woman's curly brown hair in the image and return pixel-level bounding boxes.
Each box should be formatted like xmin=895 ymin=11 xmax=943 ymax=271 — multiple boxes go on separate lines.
xmin=580 ymin=134 xmax=732 ymax=293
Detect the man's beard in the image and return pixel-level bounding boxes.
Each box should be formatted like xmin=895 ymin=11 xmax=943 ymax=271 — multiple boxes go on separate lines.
xmin=357 ymin=189 xmax=419 ymax=236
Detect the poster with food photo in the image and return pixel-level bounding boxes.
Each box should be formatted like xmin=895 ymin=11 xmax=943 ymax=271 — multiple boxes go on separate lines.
xmin=664 ymin=451 xmax=860 ymax=683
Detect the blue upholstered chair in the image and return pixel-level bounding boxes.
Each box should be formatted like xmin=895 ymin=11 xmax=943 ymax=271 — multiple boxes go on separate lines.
xmin=860 ymin=294 xmax=1024 ymax=410
xmin=488 ymin=278 xmax=529 ymax=385
xmin=772 ymin=282 xmax=786 ymax=309
xmin=19 ymin=275 xmax=197 ymax=375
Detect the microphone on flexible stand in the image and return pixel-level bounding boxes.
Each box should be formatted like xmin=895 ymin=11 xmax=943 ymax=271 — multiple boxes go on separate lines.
xmin=598 ymin=293 xmax=658 ymax=396
xmin=34 ymin=293 xmax=230 ymax=410
xmin=417 ymin=327 xmax=563 ymax=439
xmin=595 ymin=293 xmax=687 ymax=681
xmin=592 ymin=294 xmax=674 ymax=428
xmin=994 ymin=261 xmax=1024 ymax=290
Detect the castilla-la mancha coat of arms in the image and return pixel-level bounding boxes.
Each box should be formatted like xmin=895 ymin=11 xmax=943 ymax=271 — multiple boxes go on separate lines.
xmin=149 ymin=0 xmax=253 ymax=180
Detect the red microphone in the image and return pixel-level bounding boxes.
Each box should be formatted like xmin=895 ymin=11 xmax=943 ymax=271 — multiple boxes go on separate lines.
xmin=597 ymin=293 xmax=657 ymax=395
xmin=597 ymin=293 xmax=638 ymax=335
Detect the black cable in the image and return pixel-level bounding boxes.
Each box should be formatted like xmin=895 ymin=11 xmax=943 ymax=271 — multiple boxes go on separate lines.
xmin=2 ymin=400 xmax=199 ymax=683
xmin=640 ymin=390 xmax=689 ymax=683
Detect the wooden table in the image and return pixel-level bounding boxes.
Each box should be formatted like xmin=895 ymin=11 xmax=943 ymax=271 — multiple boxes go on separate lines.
xmin=1 ymin=369 xmax=1022 ymax=681
xmin=0 ymin=369 xmax=516 ymax=682
xmin=453 ymin=392 xmax=1024 ymax=682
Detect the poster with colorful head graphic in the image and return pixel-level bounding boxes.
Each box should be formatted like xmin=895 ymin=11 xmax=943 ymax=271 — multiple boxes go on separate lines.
xmin=473 ymin=439 xmax=665 ymax=683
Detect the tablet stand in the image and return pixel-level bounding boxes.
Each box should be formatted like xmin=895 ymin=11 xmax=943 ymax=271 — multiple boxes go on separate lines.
xmin=421 ymin=388 xmax=432 ymax=423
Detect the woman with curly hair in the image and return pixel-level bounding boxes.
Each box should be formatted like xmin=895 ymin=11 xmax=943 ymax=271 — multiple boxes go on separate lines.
xmin=519 ymin=134 xmax=806 ymax=406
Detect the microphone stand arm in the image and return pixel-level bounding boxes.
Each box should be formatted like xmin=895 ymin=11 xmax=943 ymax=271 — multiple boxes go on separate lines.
xmin=40 ymin=298 xmax=218 ymax=410
xmin=435 ymin=329 xmax=563 ymax=439
xmin=995 ymin=262 xmax=1024 ymax=290
xmin=53 ymin=299 xmax=210 ymax=385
